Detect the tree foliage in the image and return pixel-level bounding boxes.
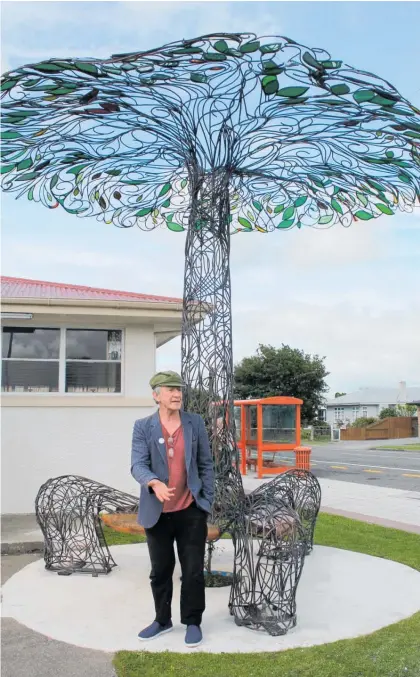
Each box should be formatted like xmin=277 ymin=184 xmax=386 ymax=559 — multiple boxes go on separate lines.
xmin=351 ymin=416 xmax=378 ymax=428
xmin=233 ymin=343 xmax=329 ymax=423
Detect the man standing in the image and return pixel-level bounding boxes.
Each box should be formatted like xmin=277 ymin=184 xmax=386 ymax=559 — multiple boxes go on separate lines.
xmin=131 ymin=371 xmax=214 ymax=648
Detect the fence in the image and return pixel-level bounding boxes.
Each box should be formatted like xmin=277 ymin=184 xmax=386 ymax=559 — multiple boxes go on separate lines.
xmin=340 ymin=417 xmax=415 ymax=441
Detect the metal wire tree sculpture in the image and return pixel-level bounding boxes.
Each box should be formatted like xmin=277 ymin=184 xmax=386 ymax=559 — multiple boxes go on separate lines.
xmin=2 ymin=33 xmax=420 ymax=534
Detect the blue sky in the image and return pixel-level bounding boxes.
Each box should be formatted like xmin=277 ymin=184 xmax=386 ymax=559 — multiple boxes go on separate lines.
xmin=2 ymin=1 xmax=420 ymax=396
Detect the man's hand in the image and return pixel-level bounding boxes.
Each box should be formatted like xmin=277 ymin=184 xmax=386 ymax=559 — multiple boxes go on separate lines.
xmin=148 ymin=479 xmax=176 ymax=503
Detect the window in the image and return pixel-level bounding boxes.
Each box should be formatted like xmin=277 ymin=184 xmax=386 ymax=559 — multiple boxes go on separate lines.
xmin=334 ymin=407 xmax=344 ymax=421
xmin=352 ymin=406 xmax=360 ymax=421
xmin=65 ymin=329 xmax=121 ymax=393
xmin=2 ymin=327 xmax=122 ymax=394
xmin=2 ymin=327 xmax=60 ymax=392
xmin=362 ymin=406 xmax=368 ymax=418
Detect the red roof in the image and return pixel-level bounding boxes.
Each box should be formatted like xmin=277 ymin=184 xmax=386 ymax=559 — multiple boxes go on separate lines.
xmin=1 ymin=276 xmax=182 ymax=304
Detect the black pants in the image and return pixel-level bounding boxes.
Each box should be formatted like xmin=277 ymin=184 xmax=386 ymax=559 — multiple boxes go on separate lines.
xmin=145 ymin=501 xmax=208 ymax=626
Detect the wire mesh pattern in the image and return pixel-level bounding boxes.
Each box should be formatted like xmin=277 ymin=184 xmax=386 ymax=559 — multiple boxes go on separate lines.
xmin=230 ymin=496 xmax=307 ymax=636
xmin=248 ymin=469 xmax=321 ymax=553
xmin=35 ymin=475 xmax=138 ymax=576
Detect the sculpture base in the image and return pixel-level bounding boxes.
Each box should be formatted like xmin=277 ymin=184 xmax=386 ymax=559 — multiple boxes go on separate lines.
xmin=3 ymin=542 xmax=420 ymax=654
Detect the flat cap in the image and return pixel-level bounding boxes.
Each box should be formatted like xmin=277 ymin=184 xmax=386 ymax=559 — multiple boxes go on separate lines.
xmin=149 ymin=370 xmax=185 ymax=389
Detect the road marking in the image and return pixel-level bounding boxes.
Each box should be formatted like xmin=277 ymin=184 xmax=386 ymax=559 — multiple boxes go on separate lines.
xmin=311 ymin=460 xmax=420 ymax=472
xmin=330 ymin=465 xmax=348 ymax=470
xmin=402 ymin=473 xmax=420 ymax=479
xmin=364 ymin=469 xmax=383 ymax=474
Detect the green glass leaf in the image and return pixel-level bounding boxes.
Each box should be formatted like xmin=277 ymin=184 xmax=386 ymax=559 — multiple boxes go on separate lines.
xmin=167 ymin=221 xmax=184 ymax=232
xmin=190 ymin=73 xmax=208 ymax=84
xmin=277 ymin=86 xmax=309 ymax=98
xmin=240 ymin=41 xmax=260 ymax=53
xmin=113 ymin=191 xmax=122 ymax=201
xmin=372 ymin=95 xmax=396 ymax=107
xmin=99 ymin=196 xmax=107 ymax=210
xmin=318 ymin=214 xmax=333 ymax=224
xmin=159 ymin=182 xmax=171 ymax=197
xmin=404 ymin=130 xmax=420 ymax=139
xmin=15 ymin=172 xmax=39 ymax=181
xmin=214 ymin=40 xmax=229 ymax=53
xmin=136 ymin=195 xmax=143 ymax=202
xmin=262 ymin=75 xmax=279 ymax=95
xmin=355 ymin=210 xmax=374 ymax=220
xmin=50 ymin=175 xmax=59 ymax=190
xmin=51 ymin=87 xmax=76 ymax=95
xmin=399 ymin=173 xmax=412 ymax=183
xmin=238 ymin=217 xmax=253 ymax=229
xmin=1 ymin=164 xmax=15 ymax=174
xmin=353 ymin=89 xmax=375 ymax=104
xmin=136 ymin=208 xmax=152 ymax=217
xmin=282 ymin=206 xmax=295 ymax=221
xmin=386 ymin=150 xmax=394 ymax=158
xmin=331 ymin=199 xmax=343 ymax=214
xmin=294 ymin=196 xmax=307 ymax=207
xmin=319 ymin=60 xmax=342 ymax=69
xmin=106 ymin=169 xmax=122 ymax=176
xmin=252 ymin=200 xmax=263 ymax=212
xmin=367 ymin=179 xmax=386 ymax=192
xmin=181 ymin=179 xmax=188 ymax=189
xmin=376 ymin=203 xmax=393 ymax=215
xmin=1 ymin=131 xmax=22 ymax=140
xmin=73 ymin=188 xmax=80 ymax=196
xmin=17 ymin=158 xmax=33 ymax=171
xmin=67 ymin=164 xmax=89 ymax=176
xmin=274 ymin=204 xmax=284 ymax=213
xmin=75 ymin=62 xmax=99 ymax=76
xmin=356 ymin=192 xmax=368 ymax=207
xmin=162 ymin=199 xmax=170 ymax=208
xmin=203 ymin=52 xmax=226 ymax=62
xmin=33 ymin=62 xmax=65 ymax=72
xmin=296 ymin=221 xmax=302 ymax=229
xmin=260 ymin=44 xmax=281 ymax=54
xmin=171 ymin=47 xmax=202 ymax=55
xmin=276 ymin=219 xmax=294 ymax=229
xmin=1 ymin=79 xmax=18 ymax=91
xmin=330 ymin=84 xmax=350 ymax=96
xmin=28 ymin=187 xmax=34 ymax=200
xmin=302 ymin=52 xmax=322 ymax=69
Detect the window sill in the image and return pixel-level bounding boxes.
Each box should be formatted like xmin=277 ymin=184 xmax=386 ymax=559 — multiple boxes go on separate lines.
xmin=1 ymin=395 xmax=155 ymax=407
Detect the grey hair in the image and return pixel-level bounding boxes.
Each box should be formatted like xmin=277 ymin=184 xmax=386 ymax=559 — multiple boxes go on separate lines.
xmin=153 ymin=386 xmax=161 ymax=396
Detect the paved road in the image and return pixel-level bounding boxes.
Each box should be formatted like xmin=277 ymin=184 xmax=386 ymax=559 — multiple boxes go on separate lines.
xmin=279 ymin=438 xmax=420 ymax=491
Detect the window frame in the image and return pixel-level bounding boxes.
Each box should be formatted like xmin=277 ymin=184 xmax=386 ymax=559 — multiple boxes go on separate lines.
xmin=1 ymin=324 xmax=125 ymax=396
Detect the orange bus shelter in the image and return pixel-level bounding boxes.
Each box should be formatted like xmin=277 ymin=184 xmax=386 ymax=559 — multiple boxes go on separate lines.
xmin=234 ymin=396 xmax=307 ymax=479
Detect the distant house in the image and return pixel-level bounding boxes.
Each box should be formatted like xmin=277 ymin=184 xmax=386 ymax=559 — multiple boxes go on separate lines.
xmin=325 ymin=382 xmax=420 ymax=427
xmin=1 ymin=276 xmax=185 ymax=514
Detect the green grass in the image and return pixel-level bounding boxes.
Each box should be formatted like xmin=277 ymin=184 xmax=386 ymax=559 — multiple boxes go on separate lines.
xmin=110 ymin=514 xmax=420 ymax=677
xmin=370 ymin=444 xmax=420 ymax=451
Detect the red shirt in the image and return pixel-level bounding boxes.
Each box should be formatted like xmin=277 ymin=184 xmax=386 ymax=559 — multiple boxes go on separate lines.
xmin=161 ymin=424 xmax=193 ymax=513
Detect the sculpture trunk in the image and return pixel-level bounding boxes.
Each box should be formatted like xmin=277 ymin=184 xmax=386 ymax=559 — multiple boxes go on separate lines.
xmin=181 ymin=170 xmax=244 ymax=529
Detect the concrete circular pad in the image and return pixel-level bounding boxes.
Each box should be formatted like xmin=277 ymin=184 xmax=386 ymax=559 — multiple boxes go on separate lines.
xmin=2 ymin=542 xmax=420 ymax=653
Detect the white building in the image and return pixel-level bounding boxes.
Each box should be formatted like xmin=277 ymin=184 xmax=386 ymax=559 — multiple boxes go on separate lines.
xmin=1 ymin=276 xmax=184 ymax=514
xmin=325 ymin=381 xmax=420 ymax=427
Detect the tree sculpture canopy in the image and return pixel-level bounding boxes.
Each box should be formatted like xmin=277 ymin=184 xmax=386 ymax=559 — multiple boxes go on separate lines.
xmin=2 ymin=32 xmax=420 ymax=234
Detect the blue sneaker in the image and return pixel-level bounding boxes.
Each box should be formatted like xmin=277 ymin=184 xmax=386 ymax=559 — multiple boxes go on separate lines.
xmin=185 ymin=624 xmax=203 ymax=647
xmin=138 ymin=620 xmax=173 ymax=641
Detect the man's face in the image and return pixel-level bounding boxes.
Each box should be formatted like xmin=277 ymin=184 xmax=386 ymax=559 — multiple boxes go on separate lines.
xmin=154 ymin=386 xmax=183 ymax=411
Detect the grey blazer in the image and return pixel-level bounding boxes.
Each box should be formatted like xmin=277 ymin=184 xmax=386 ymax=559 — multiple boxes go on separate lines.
xmin=130 ymin=410 xmax=215 ymax=529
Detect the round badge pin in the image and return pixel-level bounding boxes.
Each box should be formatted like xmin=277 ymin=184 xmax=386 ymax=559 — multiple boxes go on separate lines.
xmin=159 ymin=437 xmax=164 ymax=444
